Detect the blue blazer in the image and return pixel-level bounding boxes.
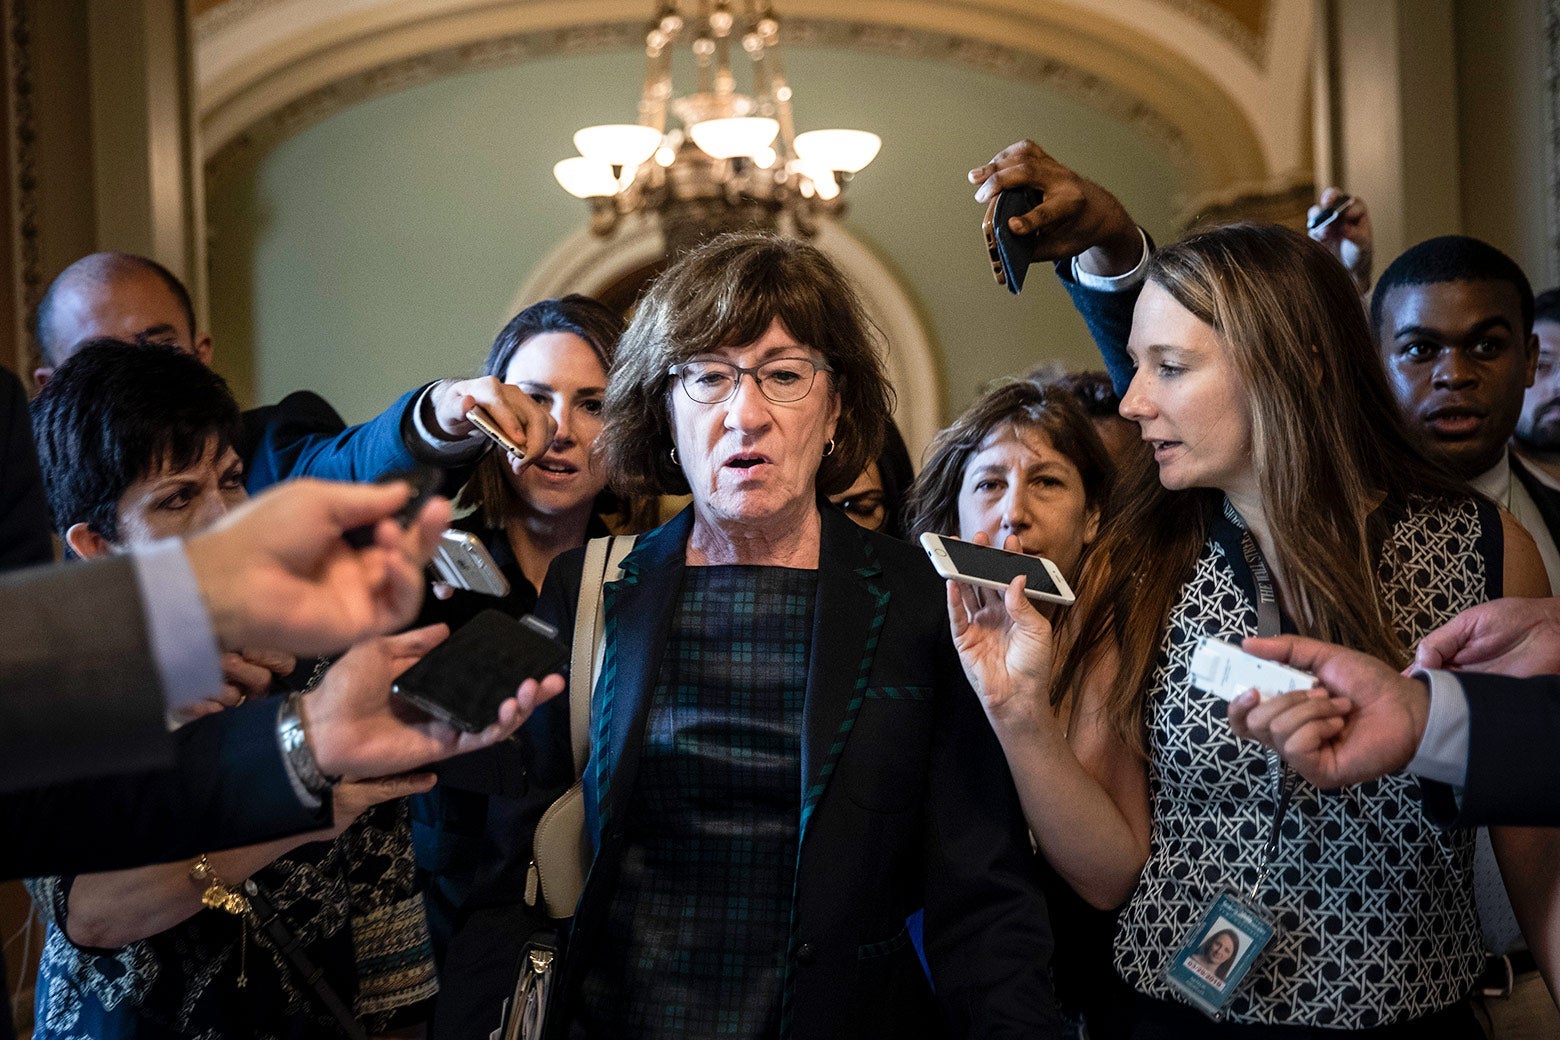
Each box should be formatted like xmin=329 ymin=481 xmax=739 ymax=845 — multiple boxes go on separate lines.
xmin=527 ymin=504 xmax=1065 ymax=1039
xmin=239 ymin=388 xmax=424 ymax=493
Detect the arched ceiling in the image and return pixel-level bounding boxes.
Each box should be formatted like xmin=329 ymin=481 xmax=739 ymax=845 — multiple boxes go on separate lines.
xmin=192 ymin=0 xmax=1313 ymax=214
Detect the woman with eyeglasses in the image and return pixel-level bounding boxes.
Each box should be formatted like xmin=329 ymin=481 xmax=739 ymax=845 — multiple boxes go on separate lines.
xmin=494 ymin=232 xmax=1064 ymax=1039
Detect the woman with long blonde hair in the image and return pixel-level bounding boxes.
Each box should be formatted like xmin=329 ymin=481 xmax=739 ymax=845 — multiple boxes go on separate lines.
xmin=950 ymin=222 xmax=1556 ymax=1036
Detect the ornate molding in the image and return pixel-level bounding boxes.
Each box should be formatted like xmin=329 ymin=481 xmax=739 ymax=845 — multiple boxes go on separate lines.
xmin=1160 ymin=0 xmax=1267 ymax=66
xmin=205 ymin=17 xmax=1195 ymax=192
xmin=7 ymin=0 xmax=39 ymax=377
xmin=1548 ymin=0 xmax=1560 ymax=281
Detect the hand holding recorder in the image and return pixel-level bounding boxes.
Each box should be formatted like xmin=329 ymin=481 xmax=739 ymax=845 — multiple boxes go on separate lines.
xmin=426 ymin=375 xmax=557 ymax=472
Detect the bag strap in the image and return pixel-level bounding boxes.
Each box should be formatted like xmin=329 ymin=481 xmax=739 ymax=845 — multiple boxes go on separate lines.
xmin=567 ymin=535 xmax=636 ymax=780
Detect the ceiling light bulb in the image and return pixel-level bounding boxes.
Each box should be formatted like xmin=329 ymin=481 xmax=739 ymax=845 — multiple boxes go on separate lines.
xmin=687 ymin=116 xmax=779 ymax=160
xmin=793 ymin=129 xmax=881 ymax=173
xmin=573 ymin=124 xmax=663 ymax=169
xmin=553 ymin=156 xmax=620 ymax=199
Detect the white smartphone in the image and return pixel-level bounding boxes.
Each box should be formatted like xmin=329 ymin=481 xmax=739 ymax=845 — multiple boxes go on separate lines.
xmin=1189 ymin=636 xmax=1316 ymax=702
xmin=919 ymin=532 xmax=1076 ymax=605
xmin=432 ymin=530 xmax=512 ymax=598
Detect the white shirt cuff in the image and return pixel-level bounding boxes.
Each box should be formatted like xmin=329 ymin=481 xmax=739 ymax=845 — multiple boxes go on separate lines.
xmin=1407 ymin=669 xmax=1469 ymax=787
xmin=411 ymin=383 xmax=486 ymax=460
xmin=131 ymin=540 xmax=223 ymax=716
xmin=1070 ymin=226 xmax=1150 ymax=292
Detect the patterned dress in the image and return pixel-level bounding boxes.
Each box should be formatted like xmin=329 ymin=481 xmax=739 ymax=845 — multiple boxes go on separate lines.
xmin=28 ymin=799 xmax=437 ymax=1039
xmin=1114 ymin=496 xmax=1497 ymax=1028
xmin=577 ymin=565 xmax=815 ymax=1039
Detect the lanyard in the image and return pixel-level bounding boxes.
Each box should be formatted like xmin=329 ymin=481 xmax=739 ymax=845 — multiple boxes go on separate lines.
xmin=1225 ymin=499 xmax=1295 ymax=900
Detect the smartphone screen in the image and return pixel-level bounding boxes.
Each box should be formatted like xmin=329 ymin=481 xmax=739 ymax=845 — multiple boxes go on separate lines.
xmin=936 ymin=537 xmax=1065 ymax=599
xmin=392 ymin=610 xmax=565 ymax=732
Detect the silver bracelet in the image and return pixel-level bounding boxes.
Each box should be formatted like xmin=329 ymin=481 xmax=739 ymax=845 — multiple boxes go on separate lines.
xmin=277 ymin=691 xmax=339 ymax=796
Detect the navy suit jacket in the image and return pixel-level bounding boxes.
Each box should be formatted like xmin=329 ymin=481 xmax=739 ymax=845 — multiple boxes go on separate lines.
xmin=1419 ymin=671 xmax=1560 ymax=828
xmin=523 ymin=505 xmax=1064 ymax=1039
xmin=0 ymin=367 xmax=53 ymax=571
xmin=0 ymin=696 xmax=330 ymax=879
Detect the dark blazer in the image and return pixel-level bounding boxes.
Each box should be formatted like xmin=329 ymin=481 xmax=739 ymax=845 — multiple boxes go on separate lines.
xmin=525 ymin=504 xmax=1064 ymax=1039
xmin=0 ymin=367 xmax=53 ymax=572
xmin=1420 ymin=671 xmax=1560 ymax=828
xmin=1509 ymin=454 xmax=1560 ymax=550
xmin=0 ymin=695 xmax=330 ymax=879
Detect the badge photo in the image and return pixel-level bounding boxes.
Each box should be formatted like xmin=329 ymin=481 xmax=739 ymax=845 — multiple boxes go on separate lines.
xmin=1164 ymin=891 xmax=1275 ymax=1017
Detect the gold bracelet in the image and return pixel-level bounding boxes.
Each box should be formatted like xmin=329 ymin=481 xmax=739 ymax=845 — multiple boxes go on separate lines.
xmin=189 ymin=854 xmax=249 ymax=916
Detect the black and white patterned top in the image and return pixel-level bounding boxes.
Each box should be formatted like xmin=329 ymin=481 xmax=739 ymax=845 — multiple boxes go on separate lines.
xmin=1114 ymin=495 xmax=1499 ymax=1028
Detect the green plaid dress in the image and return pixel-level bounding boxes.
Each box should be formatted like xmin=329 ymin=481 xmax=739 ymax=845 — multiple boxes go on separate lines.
xmin=578 ymin=565 xmax=814 ymax=1039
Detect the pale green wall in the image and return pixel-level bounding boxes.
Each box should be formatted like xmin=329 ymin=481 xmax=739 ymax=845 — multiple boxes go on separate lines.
xmin=206 ymin=45 xmax=1184 ymax=426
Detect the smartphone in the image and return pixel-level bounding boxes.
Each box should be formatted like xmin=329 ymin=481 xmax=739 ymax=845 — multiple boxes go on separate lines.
xmin=392 ymin=610 xmax=567 ymax=732
xmin=919 ymin=532 xmax=1075 ymax=605
xmin=467 ymin=406 xmax=527 ymax=461
xmin=1307 ymin=193 xmax=1354 ymax=232
xmin=983 ymin=186 xmax=1043 ymax=294
xmin=432 ymin=529 xmax=512 ymax=598
xmin=343 ymin=465 xmax=441 ymax=549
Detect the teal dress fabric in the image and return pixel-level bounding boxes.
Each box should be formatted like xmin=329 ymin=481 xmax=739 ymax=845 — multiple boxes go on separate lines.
xmin=578 ymin=565 xmax=815 ymax=1039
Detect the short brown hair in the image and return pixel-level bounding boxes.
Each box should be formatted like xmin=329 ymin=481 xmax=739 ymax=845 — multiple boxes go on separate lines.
xmin=599 ymin=232 xmax=894 ymax=497
xmin=907 ymin=380 xmax=1114 ymax=540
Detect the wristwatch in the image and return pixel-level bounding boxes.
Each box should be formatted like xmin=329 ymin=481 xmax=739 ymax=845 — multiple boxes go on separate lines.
xmin=276 ymin=691 xmax=340 ymax=796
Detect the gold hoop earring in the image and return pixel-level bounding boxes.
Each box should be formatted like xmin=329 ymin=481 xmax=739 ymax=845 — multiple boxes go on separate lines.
xmin=823 ymin=439 xmax=836 ymax=457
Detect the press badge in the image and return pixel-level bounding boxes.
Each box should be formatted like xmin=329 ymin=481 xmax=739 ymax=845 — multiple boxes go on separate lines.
xmin=1163 ymin=890 xmax=1275 ymax=1017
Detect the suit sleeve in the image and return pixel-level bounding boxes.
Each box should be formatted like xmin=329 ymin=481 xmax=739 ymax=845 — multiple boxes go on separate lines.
xmin=922 ymin=643 xmax=1066 ymax=1036
xmin=1053 ymin=260 xmax=1142 ymax=398
xmin=1420 ymin=671 xmax=1560 ymax=827
xmin=0 ymin=366 xmax=54 ymax=572
xmin=241 ymin=389 xmax=422 ymax=492
xmin=0 ymin=697 xmax=330 ymax=879
xmin=0 ymin=554 xmax=174 ymax=792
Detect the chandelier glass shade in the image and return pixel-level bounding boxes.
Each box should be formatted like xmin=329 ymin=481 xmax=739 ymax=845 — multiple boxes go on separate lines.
xmin=553 ymin=1 xmax=880 ymax=253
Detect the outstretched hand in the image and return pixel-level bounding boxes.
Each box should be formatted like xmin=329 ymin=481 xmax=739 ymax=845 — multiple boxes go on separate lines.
xmin=300 ymin=624 xmax=565 ymax=780
xmin=967 ymin=139 xmax=1141 ymax=275
xmin=944 ymin=533 xmax=1056 ymax=727
xmin=1228 ymin=635 xmax=1428 ymax=788
xmin=186 ymin=478 xmax=452 ymax=657
xmin=1411 ymin=597 xmax=1560 ymax=677
xmin=427 ymin=375 xmax=558 ymax=474
xmin=1307 ymin=187 xmax=1373 ymax=295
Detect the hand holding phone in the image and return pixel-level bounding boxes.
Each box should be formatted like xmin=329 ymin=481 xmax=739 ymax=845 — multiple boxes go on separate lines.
xmin=391 ymin=610 xmax=567 ymax=732
xmin=982 ymin=186 xmax=1043 ymax=294
xmin=467 ymin=406 xmax=527 ymax=461
xmin=432 ymin=530 xmax=512 ymax=597
xmin=920 ymin=532 xmax=1075 ymax=605
xmin=343 ymin=466 xmax=441 ymax=549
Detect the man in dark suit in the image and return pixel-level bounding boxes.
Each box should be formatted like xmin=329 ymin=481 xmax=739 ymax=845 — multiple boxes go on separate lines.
xmin=0 ymin=367 xmax=51 ymax=572
xmin=0 ymin=478 xmax=561 ymax=875
xmin=1227 ymin=597 xmax=1560 ymax=829
xmin=31 ymin=251 xmax=556 ymax=494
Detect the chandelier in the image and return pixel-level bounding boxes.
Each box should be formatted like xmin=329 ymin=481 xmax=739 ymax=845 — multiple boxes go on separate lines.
xmin=552 ymin=1 xmax=881 ymax=255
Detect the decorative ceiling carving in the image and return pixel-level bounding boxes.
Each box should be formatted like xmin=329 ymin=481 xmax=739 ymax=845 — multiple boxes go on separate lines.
xmin=193 ymin=0 xmax=1311 ymax=214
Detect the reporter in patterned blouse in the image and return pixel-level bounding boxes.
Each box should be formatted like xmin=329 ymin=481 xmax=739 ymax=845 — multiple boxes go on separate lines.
xmin=945 ymin=214 xmax=1556 ymax=1035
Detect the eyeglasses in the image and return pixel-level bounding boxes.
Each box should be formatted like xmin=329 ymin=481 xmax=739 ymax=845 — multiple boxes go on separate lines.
xmin=668 ymin=357 xmax=834 ymax=405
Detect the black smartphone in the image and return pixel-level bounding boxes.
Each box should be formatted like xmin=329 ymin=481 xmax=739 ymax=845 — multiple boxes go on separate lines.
xmin=392 ymin=609 xmax=567 ymax=732
xmin=986 ymin=186 xmax=1043 ymax=294
xmin=344 ymin=465 xmax=441 ymax=549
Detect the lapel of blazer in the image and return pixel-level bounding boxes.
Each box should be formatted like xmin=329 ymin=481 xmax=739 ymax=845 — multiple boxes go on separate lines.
xmin=798 ymin=505 xmax=890 ymax=844
xmin=1510 ymin=454 xmax=1560 ymax=548
xmin=592 ymin=507 xmax=692 ymax=834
